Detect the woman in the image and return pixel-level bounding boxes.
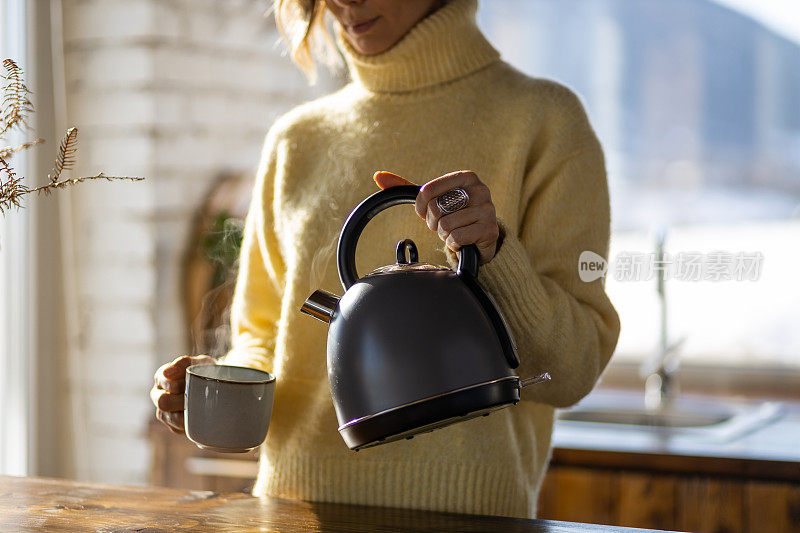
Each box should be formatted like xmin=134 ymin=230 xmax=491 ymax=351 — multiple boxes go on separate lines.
xmin=151 ymin=0 xmax=620 ymax=519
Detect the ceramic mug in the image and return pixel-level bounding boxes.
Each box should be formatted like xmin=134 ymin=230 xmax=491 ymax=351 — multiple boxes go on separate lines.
xmin=185 ymin=364 xmax=275 ymax=453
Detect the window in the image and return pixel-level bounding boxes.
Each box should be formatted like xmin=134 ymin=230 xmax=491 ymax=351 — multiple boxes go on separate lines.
xmin=0 ymin=0 xmax=31 ymax=475
xmin=478 ymin=1 xmax=800 ymax=387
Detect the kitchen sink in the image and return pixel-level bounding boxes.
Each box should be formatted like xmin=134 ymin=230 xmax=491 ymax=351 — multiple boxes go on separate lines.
xmin=557 ymin=390 xmax=784 ymax=442
xmin=560 ymin=408 xmax=730 ymax=428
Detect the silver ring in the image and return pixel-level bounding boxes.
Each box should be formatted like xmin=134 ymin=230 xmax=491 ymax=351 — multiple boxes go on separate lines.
xmin=436 ymin=188 xmax=469 ymax=215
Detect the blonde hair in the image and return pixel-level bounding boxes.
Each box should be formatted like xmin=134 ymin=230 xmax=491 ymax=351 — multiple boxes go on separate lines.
xmin=273 ymin=0 xmax=339 ymax=83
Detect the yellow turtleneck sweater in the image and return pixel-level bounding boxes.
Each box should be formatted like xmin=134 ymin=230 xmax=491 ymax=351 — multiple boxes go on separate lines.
xmin=222 ymin=0 xmax=620 ymax=519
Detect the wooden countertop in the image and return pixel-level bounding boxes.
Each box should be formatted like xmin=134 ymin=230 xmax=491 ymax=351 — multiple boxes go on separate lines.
xmin=0 ymin=475 xmax=670 ymax=532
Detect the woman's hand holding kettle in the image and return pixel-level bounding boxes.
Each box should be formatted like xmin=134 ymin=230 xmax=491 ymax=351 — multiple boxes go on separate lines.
xmin=151 ymin=355 xmax=215 ymax=433
xmin=373 ymin=171 xmax=501 ymax=265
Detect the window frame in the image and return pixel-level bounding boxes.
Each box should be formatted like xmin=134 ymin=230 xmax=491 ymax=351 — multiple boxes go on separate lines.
xmin=0 ymin=0 xmax=32 ymax=476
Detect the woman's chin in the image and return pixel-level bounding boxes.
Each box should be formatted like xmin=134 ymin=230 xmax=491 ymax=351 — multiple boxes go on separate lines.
xmin=345 ymin=34 xmax=395 ymax=56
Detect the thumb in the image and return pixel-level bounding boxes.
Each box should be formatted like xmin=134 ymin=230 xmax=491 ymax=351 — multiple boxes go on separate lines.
xmin=373 ymin=171 xmax=416 ymax=190
xmin=164 ymin=354 xmax=214 ymax=379
xmin=191 ymin=354 xmax=215 ymax=366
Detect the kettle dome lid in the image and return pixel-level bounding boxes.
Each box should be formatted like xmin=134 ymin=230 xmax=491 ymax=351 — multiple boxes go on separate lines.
xmin=365 ymin=238 xmax=450 ymax=276
xmin=367 ymin=261 xmax=449 ymax=276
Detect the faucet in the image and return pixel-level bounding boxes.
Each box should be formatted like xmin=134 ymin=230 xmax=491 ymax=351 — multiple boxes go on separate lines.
xmin=641 ymin=228 xmax=686 ymax=411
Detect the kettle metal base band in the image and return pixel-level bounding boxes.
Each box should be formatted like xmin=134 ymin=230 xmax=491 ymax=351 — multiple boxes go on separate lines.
xmin=338 ymin=376 xmax=521 ymax=451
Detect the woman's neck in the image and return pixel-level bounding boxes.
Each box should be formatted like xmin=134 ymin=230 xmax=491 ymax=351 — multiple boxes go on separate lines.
xmin=338 ymin=0 xmax=500 ymax=93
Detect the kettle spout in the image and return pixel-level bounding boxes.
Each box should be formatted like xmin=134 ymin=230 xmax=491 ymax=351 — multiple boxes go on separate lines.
xmin=300 ymin=290 xmax=340 ymax=324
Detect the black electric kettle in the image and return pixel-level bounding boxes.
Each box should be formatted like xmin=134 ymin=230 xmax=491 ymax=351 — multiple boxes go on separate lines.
xmin=301 ymin=185 xmax=550 ymax=450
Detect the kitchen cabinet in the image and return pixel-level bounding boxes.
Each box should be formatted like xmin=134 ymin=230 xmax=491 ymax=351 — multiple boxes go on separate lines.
xmin=537 ymin=462 xmax=800 ymax=531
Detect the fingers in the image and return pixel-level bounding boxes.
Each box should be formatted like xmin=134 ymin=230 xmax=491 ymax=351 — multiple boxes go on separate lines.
xmin=445 ymin=222 xmax=499 ymax=255
xmin=151 ymin=384 xmax=185 ymax=433
xmin=417 ymin=171 xmax=499 ymax=264
xmin=152 ymin=354 xmax=213 ymax=434
xmin=150 ymin=386 xmax=184 ymax=412
xmin=156 ymin=355 xmax=214 ymax=393
xmin=436 ymin=205 xmax=484 ymax=241
xmin=163 ymin=355 xmax=201 ymax=379
xmin=416 ymin=171 xmax=484 ymax=220
xmin=373 ymin=171 xmax=416 ymax=190
xmin=425 ymin=186 xmax=492 ymax=231
xmin=156 ymin=408 xmax=184 ymax=434
xmin=374 ymin=169 xmax=500 ymax=264
xmin=155 ymin=366 xmax=183 ymax=394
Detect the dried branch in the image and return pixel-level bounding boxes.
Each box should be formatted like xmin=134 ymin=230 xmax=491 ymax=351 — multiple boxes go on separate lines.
xmin=0 ymin=138 xmax=44 ymax=159
xmin=31 ymin=173 xmax=144 ymax=197
xmin=0 ymin=167 xmax=143 ymax=215
xmin=0 ymin=58 xmax=145 ymax=217
xmin=49 ymin=127 xmax=78 ymax=182
xmin=0 ymin=156 xmax=28 ymax=213
xmin=0 ymin=59 xmax=34 ymax=139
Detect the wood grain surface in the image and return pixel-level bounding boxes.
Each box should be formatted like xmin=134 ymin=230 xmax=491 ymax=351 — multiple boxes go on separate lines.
xmin=0 ymin=475 xmax=669 ymax=533
xmin=537 ymin=465 xmax=800 ymax=532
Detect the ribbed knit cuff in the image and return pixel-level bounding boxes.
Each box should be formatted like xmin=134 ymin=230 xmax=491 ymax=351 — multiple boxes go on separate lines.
xmin=471 ymin=219 xmax=576 ymax=405
xmin=477 ymin=219 xmax=551 ymax=331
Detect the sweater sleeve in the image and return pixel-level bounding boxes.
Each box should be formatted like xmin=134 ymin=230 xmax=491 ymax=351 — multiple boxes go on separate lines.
xmin=476 ymin=92 xmax=621 ymax=408
xmin=220 ymin=132 xmax=286 ymax=373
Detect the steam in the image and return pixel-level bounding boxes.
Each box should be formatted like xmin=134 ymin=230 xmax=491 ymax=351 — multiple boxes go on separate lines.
xmin=193 ymin=283 xmax=235 ymax=358
xmin=189 ymin=211 xmax=246 ymax=358
xmin=308 ymin=222 xmax=339 ymax=291
xmin=307 ymin=124 xmax=378 ymax=290
xmin=188 ymin=120 xmax=381 ymax=357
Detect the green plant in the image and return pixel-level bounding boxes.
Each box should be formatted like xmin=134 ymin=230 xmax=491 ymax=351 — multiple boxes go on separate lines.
xmin=0 ymin=58 xmax=142 ymax=215
xmin=201 ymin=212 xmax=245 ymax=288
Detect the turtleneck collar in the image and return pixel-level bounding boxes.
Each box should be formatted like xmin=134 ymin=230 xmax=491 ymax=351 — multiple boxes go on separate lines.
xmin=337 ymin=0 xmax=500 ymax=94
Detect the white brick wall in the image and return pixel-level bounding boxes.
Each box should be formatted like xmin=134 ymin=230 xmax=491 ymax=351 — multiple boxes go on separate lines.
xmin=61 ymin=0 xmax=338 ymax=484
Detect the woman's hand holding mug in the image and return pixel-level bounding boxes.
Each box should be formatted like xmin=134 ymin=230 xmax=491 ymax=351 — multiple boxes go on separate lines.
xmin=151 ymin=355 xmax=215 ymax=433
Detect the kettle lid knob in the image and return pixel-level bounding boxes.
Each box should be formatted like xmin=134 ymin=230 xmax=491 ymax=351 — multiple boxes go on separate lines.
xmin=396 ymin=239 xmax=419 ymax=265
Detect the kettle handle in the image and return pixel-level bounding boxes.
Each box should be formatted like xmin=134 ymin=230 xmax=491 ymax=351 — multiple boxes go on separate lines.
xmin=337 ymin=185 xmax=480 ymax=290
